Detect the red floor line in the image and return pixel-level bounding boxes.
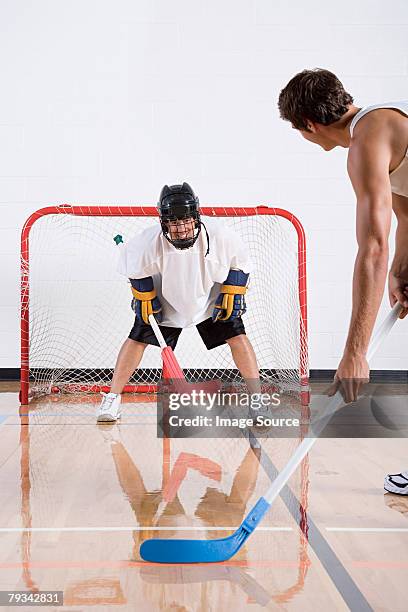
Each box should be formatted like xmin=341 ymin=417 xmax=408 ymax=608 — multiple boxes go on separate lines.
xmin=0 ymin=559 xmax=311 ymax=570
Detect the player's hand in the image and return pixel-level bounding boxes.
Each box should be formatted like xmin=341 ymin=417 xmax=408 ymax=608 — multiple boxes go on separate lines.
xmin=130 ymin=277 xmax=163 ymax=324
xmin=212 ymin=269 xmax=249 ymax=322
xmin=388 ymin=270 xmax=408 ymax=319
xmin=328 ymin=352 xmax=369 ymax=403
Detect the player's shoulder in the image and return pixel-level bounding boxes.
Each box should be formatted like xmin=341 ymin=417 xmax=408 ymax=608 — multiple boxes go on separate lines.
xmin=122 ymin=223 xmax=162 ymax=262
xmin=351 ymin=116 xmax=384 ymax=146
xmin=127 ymin=222 xmax=161 ymax=246
xmin=351 ymin=102 xmax=408 ymax=142
xmin=349 ymin=117 xmax=390 ymax=169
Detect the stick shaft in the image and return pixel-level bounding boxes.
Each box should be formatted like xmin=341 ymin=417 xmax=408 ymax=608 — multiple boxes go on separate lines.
xmin=366 ymin=303 xmax=402 ymax=361
xmin=264 ymin=302 xmax=402 ymax=505
xmin=148 ymin=314 xmax=167 ymax=349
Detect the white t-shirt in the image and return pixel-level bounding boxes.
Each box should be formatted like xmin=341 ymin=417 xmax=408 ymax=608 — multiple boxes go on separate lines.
xmin=117 ymin=216 xmax=252 ymax=328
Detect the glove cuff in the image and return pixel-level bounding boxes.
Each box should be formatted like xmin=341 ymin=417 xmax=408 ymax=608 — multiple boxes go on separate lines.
xmin=131 ymin=287 xmax=157 ymax=301
xmin=220 ymin=284 xmax=247 ymax=295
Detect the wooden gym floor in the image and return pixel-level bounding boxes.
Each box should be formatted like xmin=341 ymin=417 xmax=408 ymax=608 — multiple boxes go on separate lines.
xmin=0 ymin=381 xmax=407 ymax=611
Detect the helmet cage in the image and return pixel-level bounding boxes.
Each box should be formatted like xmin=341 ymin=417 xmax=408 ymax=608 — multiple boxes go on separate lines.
xmin=158 ymin=184 xmax=201 ymax=250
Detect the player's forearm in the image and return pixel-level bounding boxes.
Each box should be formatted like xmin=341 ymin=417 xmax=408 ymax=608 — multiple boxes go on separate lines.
xmin=344 ymin=244 xmax=389 ymax=357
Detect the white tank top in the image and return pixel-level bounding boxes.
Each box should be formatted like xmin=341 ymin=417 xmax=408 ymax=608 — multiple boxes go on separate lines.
xmin=349 ymin=101 xmax=408 ymax=198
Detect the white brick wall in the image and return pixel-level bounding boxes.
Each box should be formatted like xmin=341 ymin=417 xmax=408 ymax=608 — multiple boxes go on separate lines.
xmin=1 ymin=0 xmax=407 ymax=370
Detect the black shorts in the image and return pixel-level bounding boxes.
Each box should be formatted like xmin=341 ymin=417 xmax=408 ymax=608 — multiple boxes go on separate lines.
xmin=128 ymin=316 xmax=246 ymax=350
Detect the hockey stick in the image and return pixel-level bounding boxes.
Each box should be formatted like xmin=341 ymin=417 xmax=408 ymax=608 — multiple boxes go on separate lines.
xmin=140 ymin=302 xmax=402 ymax=563
xmin=148 ymin=314 xmax=221 ymax=394
xmin=149 ymin=314 xmax=185 ymax=382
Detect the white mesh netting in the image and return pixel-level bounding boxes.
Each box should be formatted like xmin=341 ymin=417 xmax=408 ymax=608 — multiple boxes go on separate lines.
xmin=21 ymin=206 xmax=308 ymax=399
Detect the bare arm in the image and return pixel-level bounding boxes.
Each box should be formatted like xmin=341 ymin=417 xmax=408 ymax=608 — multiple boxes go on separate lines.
xmin=389 ymin=193 xmax=408 ymax=316
xmin=329 ymin=128 xmax=394 ymax=401
xmin=345 ymin=135 xmax=392 ymax=357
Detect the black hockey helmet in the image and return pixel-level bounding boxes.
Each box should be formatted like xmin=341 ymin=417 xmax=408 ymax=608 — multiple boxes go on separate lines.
xmin=158 ymin=182 xmax=201 ymax=250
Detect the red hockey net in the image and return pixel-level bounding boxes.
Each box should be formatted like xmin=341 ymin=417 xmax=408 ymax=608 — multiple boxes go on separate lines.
xmin=20 ymin=205 xmax=308 ymax=404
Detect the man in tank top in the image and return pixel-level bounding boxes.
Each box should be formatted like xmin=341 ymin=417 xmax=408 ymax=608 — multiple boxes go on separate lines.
xmin=278 ymin=69 xmax=408 ymax=495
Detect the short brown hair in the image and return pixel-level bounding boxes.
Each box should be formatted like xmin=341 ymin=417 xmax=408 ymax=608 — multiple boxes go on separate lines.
xmin=278 ymin=68 xmax=353 ymax=130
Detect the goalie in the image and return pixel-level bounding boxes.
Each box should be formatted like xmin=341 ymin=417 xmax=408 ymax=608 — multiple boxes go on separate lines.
xmin=97 ymin=182 xmax=260 ymax=422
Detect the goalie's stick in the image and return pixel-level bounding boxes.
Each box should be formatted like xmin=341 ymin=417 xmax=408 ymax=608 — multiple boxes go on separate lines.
xmin=140 ymin=302 xmax=402 ymax=563
xmin=148 ymin=314 xmax=220 ymax=394
xmin=148 ymin=313 xmax=185 ymax=383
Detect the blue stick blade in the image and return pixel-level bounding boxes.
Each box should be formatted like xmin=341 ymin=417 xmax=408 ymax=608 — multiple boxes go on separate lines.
xmin=140 ymin=497 xmax=271 ymax=564
xmin=140 ymin=529 xmax=247 ymax=564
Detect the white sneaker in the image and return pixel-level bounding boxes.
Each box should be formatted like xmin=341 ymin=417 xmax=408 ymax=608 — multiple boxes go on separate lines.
xmin=384 ymin=470 xmax=408 ymax=495
xmin=96 ymin=392 xmax=122 ymax=422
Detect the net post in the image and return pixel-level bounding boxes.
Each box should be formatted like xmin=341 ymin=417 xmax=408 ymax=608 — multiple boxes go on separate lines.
xmin=20 ymin=214 xmax=32 ymax=405
xmin=279 ymin=208 xmax=309 ymax=405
